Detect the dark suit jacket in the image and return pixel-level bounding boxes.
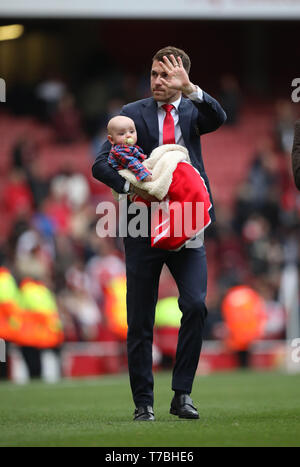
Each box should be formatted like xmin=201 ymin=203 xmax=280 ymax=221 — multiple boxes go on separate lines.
xmin=92 ymin=91 xmax=227 ymax=221
xmin=292 ymin=120 xmax=300 ymax=190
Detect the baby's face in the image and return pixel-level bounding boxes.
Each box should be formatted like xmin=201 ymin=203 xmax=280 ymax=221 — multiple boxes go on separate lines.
xmin=109 ymin=118 xmax=137 ymax=146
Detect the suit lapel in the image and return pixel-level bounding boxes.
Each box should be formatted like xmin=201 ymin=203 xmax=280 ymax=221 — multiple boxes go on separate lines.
xmin=141 ymin=98 xmax=159 ymax=149
xmin=178 ymin=98 xmax=193 ymax=149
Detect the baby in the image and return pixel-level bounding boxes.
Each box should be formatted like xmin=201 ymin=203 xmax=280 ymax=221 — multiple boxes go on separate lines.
xmin=107 ymin=115 xmax=152 ymax=182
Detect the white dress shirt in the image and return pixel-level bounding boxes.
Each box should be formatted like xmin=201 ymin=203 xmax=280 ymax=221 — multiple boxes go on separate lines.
xmin=156 ymin=86 xmax=204 ymax=147
xmin=123 ymin=86 xmax=204 ymax=193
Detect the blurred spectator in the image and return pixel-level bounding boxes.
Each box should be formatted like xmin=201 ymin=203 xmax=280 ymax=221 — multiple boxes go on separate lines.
xmin=233 ymin=181 xmax=255 ymax=234
xmin=254 ymin=278 xmax=286 ymax=339
xmin=79 ymin=77 xmax=109 ymax=136
xmin=43 ymin=178 xmax=72 ymax=235
xmin=242 ymin=214 xmax=283 ymax=276
xmin=53 ymin=233 xmax=77 ymax=292
xmin=86 ymin=237 xmax=125 ymax=302
xmin=52 ymin=92 xmax=84 ymax=143
xmin=58 ymin=261 xmax=101 ymax=341
xmin=274 ymin=99 xmax=296 ymax=154
xmin=233 ymin=140 xmax=281 ymax=232
xmin=219 ymin=74 xmax=241 ymax=125
xmin=15 ymin=229 xmax=53 ymax=284
xmin=248 ymin=140 xmax=278 ymax=199
xmin=291 ymin=119 xmax=300 ymax=190
xmin=35 ymin=73 xmax=67 ymax=121
xmin=31 ymin=203 xmax=55 ymax=243
xmin=25 ymin=159 xmax=50 ymax=209
xmin=46 ymin=170 xmax=92 ymax=247
xmin=51 ymin=170 xmax=90 ymax=209
xmin=221 ymin=285 xmax=267 ymax=367
xmin=12 ymin=136 xmax=39 ymax=171
xmin=3 ymin=169 xmax=34 ymax=219
xmin=67 ymin=173 xmax=91 ymax=210
xmin=69 ymin=202 xmax=95 ymax=242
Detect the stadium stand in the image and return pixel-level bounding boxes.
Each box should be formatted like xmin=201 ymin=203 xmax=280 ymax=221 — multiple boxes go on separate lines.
xmin=0 ymin=86 xmax=299 ymax=378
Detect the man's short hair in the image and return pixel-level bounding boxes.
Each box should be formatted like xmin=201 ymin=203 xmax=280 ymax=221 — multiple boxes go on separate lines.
xmin=152 ymin=46 xmax=191 ymax=74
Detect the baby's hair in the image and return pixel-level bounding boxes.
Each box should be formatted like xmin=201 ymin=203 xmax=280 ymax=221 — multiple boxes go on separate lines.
xmin=107 ymin=115 xmax=135 ymax=134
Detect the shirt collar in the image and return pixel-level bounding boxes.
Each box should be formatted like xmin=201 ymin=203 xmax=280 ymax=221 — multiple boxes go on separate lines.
xmin=157 ymin=95 xmax=182 ymax=111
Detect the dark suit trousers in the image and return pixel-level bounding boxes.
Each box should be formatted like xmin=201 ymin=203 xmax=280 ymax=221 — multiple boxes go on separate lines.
xmin=124 ymin=235 xmax=207 ymax=407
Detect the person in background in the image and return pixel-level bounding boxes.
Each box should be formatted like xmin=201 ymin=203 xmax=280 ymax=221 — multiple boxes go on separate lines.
xmin=291 ymin=120 xmax=300 ymax=190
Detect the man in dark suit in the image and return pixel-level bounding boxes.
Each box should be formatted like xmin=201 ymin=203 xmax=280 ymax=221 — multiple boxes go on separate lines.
xmin=92 ymin=46 xmax=226 ymax=421
xmin=292 ymin=120 xmax=300 ymax=190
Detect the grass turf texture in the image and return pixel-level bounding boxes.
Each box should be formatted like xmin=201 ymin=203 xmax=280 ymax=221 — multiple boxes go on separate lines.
xmin=0 ymin=370 xmax=300 ymax=447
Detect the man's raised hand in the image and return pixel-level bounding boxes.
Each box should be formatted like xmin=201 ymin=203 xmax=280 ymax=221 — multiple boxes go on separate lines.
xmin=159 ymin=55 xmax=196 ymax=96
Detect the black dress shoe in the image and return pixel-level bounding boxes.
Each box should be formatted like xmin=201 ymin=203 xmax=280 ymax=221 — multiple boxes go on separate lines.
xmin=133 ymin=406 xmax=155 ymax=421
xmin=170 ymin=394 xmax=199 ymax=419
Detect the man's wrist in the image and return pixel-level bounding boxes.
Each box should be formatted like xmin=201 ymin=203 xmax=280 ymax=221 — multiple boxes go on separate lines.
xmin=185 ymin=84 xmax=204 ymax=102
xmin=123 ymin=180 xmax=131 ymax=193
xmin=182 ymin=83 xmax=197 ymax=96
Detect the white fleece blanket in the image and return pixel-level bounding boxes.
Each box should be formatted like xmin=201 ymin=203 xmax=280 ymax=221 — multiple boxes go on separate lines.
xmin=118 ymin=144 xmax=190 ymax=201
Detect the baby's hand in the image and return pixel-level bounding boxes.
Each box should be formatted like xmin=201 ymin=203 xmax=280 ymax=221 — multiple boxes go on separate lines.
xmin=143 ymin=175 xmax=152 ymax=182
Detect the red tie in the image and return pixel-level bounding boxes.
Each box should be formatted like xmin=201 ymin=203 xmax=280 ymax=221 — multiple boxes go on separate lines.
xmin=162 ymin=104 xmax=175 ymax=144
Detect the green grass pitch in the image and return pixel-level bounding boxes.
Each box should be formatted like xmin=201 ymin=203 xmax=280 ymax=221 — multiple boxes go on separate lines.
xmin=0 ymin=370 xmax=300 ymax=447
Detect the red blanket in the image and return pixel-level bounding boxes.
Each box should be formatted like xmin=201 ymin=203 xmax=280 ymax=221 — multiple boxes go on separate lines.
xmin=131 ymin=160 xmax=212 ymax=250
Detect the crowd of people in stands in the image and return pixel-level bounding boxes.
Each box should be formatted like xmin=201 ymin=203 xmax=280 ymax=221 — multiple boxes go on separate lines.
xmin=1 ymin=67 xmax=299 ymax=345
